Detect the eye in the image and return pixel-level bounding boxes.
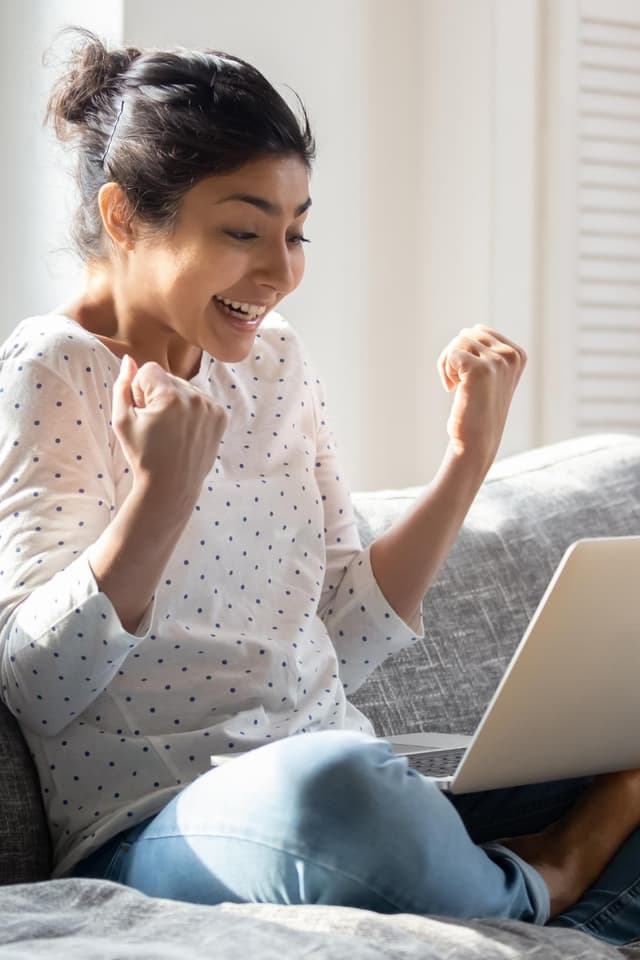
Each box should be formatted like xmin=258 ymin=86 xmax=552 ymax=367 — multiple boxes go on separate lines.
xmin=224 ymin=231 xmax=311 ymax=245
xmin=225 ymin=231 xmax=259 ymax=241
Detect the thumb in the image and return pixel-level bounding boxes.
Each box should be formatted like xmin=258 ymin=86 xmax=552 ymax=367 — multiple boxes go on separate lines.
xmin=437 ymin=351 xmax=455 ymax=392
xmin=113 ymin=354 xmax=139 ymax=420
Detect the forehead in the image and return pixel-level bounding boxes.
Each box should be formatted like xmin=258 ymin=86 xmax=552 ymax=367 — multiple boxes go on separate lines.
xmin=185 ymin=155 xmax=311 ymax=218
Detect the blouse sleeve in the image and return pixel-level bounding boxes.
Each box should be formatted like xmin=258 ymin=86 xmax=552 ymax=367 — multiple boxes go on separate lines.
xmin=0 ymin=354 xmax=156 ymax=737
xmin=308 ymin=363 xmax=425 ymax=694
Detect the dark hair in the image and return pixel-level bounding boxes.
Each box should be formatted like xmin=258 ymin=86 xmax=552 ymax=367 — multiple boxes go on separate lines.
xmin=44 ymin=27 xmax=316 ymax=263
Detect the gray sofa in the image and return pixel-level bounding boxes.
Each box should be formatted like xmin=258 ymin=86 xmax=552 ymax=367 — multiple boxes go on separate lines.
xmin=2 ymin=432 xmax=640 ymax=959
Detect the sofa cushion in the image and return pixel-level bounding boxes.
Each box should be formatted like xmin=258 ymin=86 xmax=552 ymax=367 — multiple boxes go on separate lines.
xmin=0 ymin=698 xmax=51 ymax=883
xmin=351 ymin=433 xmax=640 ymax=738
xmin=0 ymin=877 xmax=627 ymax=960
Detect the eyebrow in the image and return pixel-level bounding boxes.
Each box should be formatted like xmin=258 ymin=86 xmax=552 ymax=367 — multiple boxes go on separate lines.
xmin=215 ymin=193 xmax=312 ymax=218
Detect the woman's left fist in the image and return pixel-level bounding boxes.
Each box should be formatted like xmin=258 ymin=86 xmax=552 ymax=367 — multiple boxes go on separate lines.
xmin=437 ymin=325 xmax=527 ymax=466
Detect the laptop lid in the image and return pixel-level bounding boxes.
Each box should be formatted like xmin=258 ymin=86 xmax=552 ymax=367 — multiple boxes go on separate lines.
xmin=446 ymin=536 xmax=640 ymax=794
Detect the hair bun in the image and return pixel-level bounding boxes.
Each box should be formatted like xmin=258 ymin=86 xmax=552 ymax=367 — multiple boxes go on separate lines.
xmin=45 ymin=26 xmax=141 ymax=139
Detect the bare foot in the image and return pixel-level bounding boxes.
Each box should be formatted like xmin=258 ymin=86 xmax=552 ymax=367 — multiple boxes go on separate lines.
xmin=499 ymin=769 xmax=640 ymax=917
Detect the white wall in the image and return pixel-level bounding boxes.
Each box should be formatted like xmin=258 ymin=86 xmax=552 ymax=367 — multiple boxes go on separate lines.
xmin=414 ymin=0 xmax=495 ymax=479
xmin=0 ymin=0 xmax=123 ymax=330
xmin=414 ymin=0 xmax=540 ymax=481
xmin=1 ymin=0 xmax=541 ymax=491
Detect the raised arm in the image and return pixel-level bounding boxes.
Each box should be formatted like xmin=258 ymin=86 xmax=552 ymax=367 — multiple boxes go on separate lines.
xmin=87 ymin=355 xmax=227 ymax=632
xmin=0 ymin=351 xmax=226 ymax=736
xmin=369 ymin=325 xmax=527 ymax=624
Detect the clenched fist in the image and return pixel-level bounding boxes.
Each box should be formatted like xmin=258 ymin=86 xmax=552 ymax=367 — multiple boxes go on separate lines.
xmin=437 ymin=325 xmax=526 ymax=467
xmin=112 ymin=355 xmax=228 ymax=510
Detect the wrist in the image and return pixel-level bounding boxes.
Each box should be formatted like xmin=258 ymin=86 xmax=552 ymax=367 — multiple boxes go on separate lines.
xmin=130 ymin=474 xmax=196 ymax=524
xmin=444 ymin=438 xmax=496 ymax=481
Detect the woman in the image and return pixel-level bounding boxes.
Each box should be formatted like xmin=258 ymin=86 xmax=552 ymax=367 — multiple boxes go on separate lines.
xmin=1 ymin=26 xmax=640 ymax=943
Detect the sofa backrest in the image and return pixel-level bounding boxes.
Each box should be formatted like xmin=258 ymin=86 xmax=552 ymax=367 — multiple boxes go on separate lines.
xmin=351 ymin=433 xmax=640 ymax=738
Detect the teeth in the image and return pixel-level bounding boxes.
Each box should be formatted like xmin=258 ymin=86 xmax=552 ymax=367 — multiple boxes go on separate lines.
xmin=214 ymin=295 xmax=266 ymax=318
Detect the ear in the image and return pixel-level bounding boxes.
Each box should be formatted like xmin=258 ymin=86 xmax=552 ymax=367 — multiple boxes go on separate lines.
xmin=98 ymin=182 xmax=137 ymax=251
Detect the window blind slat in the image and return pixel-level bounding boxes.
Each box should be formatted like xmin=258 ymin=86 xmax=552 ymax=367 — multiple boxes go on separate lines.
xmin=573 ymin=1 xmax=640 ymax=434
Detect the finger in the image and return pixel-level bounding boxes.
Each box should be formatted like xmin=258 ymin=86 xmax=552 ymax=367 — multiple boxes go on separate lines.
xmin=126 ymin=357 xmax=170 ymax=410
xmin=438 ymin=335 xmax=483 ymax=389
xmin=442 ymin=334 xmax=489 ymax=382
xmin=438 ymin=342 xmax=462 ymax=391
xmin=456 ymin=330 xmax=526 ymax=384
xmin=457 ymin=327 xmax=510 ymax=357
xmin=130 ymin=359 xmax=177 ymax=401
xmin=130 ymin=373 xmax=146 ymax=409
xmin=471 ymin=326 xmax=528 ymax=366
xmin=437 ymin=348 xmax=455 ymax=391
xmin=112 ymin=354 xmax=137 ymax=423
xmin=443 ymin=346 xmax=484 ymax=387
xmin=124 ymin=356 xmax=147 ymax=409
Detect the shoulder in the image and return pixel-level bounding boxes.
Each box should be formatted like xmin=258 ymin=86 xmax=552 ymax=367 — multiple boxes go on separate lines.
xmin=0 ymin=314 xmax=120 ymax=395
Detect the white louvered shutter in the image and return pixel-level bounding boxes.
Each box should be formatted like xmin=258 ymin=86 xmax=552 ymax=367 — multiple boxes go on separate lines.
xmin=541 ymin=0 xmax=640 ymax=441
xmin=576 ymin=0 xmax=640 ymax=433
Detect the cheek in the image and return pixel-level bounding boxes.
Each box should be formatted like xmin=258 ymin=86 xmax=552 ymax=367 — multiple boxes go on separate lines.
xmin=142 ymin=248 xmax=192 ymax=299
xmin=190 ymin=248 xmax=250 ymax=293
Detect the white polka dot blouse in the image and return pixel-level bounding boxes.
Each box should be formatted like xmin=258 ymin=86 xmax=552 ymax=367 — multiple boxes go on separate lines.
xmin=0 ymin=311 xmax=424 ymax=878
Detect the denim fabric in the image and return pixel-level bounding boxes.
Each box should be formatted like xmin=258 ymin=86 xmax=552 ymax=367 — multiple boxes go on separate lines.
xmin=549 ymin=827 xmax=640 ymax=945
xmin=73 ymin=731 xmax=549 ymax=922
xmin=73 ymin=731 xmax=640 ymax=945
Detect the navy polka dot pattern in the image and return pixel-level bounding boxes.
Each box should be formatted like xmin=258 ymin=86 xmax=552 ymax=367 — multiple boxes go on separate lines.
xmin=0 ymin=312 xmax=424 ymax=879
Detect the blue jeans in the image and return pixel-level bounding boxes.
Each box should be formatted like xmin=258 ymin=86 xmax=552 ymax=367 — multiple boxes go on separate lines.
xmin=70 ymin=730 xmax=640 ymax=944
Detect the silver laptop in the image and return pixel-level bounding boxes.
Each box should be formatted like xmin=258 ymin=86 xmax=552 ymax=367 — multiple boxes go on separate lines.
xmin=387 ymin=536 xmax=640 ymax=793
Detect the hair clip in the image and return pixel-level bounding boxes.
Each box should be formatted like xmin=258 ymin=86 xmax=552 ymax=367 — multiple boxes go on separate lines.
xmin=101 ymin=99 xmax=125 ymax=167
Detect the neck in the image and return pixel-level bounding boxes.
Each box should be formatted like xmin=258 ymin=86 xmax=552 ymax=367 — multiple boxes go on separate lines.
xmin=58 ymin=265 xmax=203 ymax=381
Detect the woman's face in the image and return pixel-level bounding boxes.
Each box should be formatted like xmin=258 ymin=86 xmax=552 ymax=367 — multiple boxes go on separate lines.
xmin=123 ymin=154 xmax=311 ymax=364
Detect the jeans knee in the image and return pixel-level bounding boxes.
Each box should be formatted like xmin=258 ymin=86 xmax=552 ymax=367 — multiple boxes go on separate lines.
xmin=275 ymin=731 xmax=417 ymax=846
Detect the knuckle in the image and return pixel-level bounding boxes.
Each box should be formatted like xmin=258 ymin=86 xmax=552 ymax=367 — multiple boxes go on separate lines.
xmin=506 ymin=345 xmax=526 ymax=370
xmin=161 ymin=388 xmax=183 ymax=408
xmin=187 ymin=389 xmax=207 ymax=410
xmin=142 ymin=360 xmax=166 ymax=378
xmin=144 ymin=360 xmax=162 ymax=371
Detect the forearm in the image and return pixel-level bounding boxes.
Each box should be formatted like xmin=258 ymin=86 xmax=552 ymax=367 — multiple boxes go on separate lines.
xmin=369 ymin=444 xmax=490 ymax=624
xmin=87 ymin=480 xmax=193 ymax=634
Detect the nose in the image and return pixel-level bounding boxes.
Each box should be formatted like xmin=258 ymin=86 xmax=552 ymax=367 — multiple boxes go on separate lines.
xmin=255 ymin=239 xmax=297 ymax=294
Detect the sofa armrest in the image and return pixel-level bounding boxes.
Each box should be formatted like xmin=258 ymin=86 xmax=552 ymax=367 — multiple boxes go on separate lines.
xmin=351 ymin=434 xmax=640 ymax=738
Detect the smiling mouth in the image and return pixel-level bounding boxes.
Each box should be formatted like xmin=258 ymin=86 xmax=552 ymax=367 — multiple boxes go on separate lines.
xmin=212 ymin=296 xmax=263 ymax=329
xmin=213 ymin=294 xmax=268 ymax=320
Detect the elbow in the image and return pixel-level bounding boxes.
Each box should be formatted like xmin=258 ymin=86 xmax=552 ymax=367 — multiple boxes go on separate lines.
xmin=0 ymin=694 xmax=72 ymax=738
xmin=1 ymin=663 xmax=74 ymax=739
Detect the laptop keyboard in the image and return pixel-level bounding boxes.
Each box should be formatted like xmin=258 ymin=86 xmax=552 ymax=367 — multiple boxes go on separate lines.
xmin=405 ymin=748 xmax=467 ymax=778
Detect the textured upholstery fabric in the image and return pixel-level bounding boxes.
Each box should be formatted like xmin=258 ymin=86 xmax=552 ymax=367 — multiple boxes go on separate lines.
xmin=351 ymin=433 xmax=640 ymax=737
xmin=0 ymin=878 xmax=628 ymax=960
xmin=1 ymin=432 xmax=639 ymax=898
xmin=0 ymin=700 xmax=51 ymax=883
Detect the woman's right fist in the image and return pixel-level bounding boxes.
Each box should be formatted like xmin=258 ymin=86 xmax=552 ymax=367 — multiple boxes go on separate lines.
xmin=112 ymin=354 xmax=228 ymax=506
